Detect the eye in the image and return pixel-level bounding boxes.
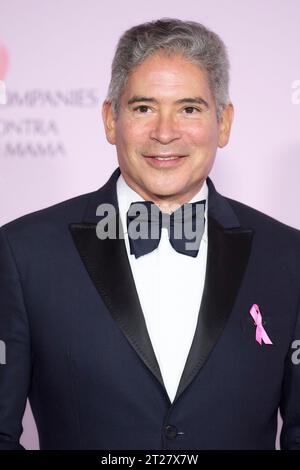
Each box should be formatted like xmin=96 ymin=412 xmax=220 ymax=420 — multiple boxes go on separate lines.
xmin=133 ymin=105 xmax=151 ymax=113
xmin=183 ymin=106 xmax=202 ymax=114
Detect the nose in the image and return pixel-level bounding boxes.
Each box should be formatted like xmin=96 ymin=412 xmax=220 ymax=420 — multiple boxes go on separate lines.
xmin=149 ymin=112 xmax=181 ymax=144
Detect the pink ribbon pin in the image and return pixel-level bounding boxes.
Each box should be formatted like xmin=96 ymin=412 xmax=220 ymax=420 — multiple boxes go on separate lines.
xmin=249 ymin=304 xmax=273 ymax=345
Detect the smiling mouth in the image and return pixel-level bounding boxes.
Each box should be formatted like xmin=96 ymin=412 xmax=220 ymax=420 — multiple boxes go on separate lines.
xmin=143 ymin=155 xmax=187 ymax=160
xmin=142 ymin=154 xmax=188 ymax=168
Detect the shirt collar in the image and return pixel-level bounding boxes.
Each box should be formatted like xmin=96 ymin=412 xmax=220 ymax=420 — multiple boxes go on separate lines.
xmin=117 ymin=173 xmax=208 ymax=243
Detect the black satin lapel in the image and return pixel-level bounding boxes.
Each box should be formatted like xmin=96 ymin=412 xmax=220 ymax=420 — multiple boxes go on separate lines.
xmin=174 ymin=215 xmax=254 ymax=402
xmin=69 ymin=221 xmax=166 ymax=392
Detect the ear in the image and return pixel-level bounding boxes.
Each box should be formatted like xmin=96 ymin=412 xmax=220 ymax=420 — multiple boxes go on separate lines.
xmin=102 ymin=100 xmax=117 ymax=145
xmin=218 ymin=103 xmax=234 ymax=148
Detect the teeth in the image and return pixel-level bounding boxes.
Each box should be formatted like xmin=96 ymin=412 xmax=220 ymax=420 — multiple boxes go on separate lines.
xmin=154 ymin=156 xmax=179 ymax=160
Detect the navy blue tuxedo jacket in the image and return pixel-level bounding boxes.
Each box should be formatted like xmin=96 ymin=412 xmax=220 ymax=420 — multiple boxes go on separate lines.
xmin=1 ymin=167 xmax=300 ymax=450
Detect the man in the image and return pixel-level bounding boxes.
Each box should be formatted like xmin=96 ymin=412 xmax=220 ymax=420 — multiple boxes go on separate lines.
xmin=0 ymin=18 xmax=300 ymax=450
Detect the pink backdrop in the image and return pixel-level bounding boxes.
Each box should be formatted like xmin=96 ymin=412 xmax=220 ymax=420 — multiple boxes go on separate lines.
xmin=0 ymin=0 xmax=299 ymax=450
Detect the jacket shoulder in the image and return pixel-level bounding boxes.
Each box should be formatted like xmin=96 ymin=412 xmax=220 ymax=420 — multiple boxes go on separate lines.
xmin=226 ymin=196 xmax=300 ymax=241
xmin=1 ymin=190 xmax=95 ymax=238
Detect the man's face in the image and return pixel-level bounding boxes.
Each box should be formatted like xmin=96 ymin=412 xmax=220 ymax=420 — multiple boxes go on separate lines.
xmin=102 ymin=51 xmax=233 ymax=205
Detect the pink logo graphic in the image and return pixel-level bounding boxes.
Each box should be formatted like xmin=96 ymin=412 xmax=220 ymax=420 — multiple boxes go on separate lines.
xmin=0 ymin=43 xmax=9 ymax=80
xmin=249 ymin=304 xmax=273 ymax=346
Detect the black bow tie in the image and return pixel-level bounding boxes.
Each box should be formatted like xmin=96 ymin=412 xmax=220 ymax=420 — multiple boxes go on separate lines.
xmin=126 ymin=200 xmax=206 ymax=258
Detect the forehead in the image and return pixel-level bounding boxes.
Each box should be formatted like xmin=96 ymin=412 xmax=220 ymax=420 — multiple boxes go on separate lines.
xmin=122 ymin=52 xmax=212 ymax=100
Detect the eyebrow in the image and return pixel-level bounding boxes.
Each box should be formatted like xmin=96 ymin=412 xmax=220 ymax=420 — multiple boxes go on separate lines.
xmin=127 ymin=96 xmax=209 ymax=109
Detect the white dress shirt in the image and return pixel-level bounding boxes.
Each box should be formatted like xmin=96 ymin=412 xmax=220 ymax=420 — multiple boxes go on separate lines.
xmin=116 ymin=174 xmax=209 ymax=403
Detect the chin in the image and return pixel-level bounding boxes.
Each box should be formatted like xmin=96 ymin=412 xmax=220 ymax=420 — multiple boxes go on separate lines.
xmin=147 ymin=185 xmax=184 ymax=200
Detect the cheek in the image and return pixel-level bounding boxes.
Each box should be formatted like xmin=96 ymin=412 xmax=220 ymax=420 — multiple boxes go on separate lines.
xmin=186 ymin=123 xmax=218 ymax=146
xmin=116 ymin=120 xmax=149 ymax=150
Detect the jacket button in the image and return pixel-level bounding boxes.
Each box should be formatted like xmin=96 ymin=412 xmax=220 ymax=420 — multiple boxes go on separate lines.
xmin=165 ymin=425 xmax=178 ymax=439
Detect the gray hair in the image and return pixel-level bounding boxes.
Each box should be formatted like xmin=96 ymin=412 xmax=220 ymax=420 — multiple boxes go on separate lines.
xmin=106 ymin=18 xmax=231 ymax=122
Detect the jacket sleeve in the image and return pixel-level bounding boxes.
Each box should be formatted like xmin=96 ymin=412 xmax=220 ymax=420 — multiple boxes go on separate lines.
xmin=280 ymin=299 xmax=300 ymax=450
xmin=0 ymin=227 xmax=31 ymax=450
